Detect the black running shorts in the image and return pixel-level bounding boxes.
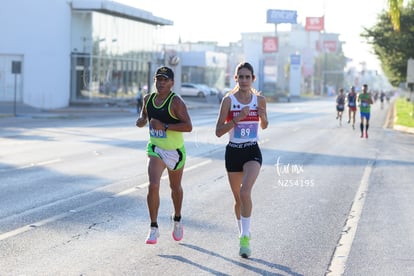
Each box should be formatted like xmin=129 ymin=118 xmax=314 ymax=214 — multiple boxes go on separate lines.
xmin=225 ymin=141 xmax=262 ymax=172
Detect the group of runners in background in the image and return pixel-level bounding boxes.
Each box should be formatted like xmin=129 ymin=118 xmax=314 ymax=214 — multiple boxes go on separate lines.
xmin=335 ymin=84 xmax=374 ymax=138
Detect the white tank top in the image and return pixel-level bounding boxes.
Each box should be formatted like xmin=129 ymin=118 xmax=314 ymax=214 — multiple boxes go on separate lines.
xmin=227 ymin=93 xmax=259 ymax=143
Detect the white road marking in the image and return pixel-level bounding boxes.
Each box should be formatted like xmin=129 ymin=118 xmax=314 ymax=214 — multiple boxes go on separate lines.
xmin=0 ymin=159 xmax=213 ymax=241
xmin=16 ymin=158 xmax=62 ymax=170
xmin=326 ymin=161 xmax=375 ymax=276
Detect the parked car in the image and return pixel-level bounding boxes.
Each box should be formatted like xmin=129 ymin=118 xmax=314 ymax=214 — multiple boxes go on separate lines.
xmin=196 ymin=84 xmax=218 ymax=96
xmin=180 ymin=83 xmax=210 ymax=97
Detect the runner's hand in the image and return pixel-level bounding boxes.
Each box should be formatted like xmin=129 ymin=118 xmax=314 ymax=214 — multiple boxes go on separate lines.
xmin=237 ymin=106 xmax=250 ymax=121
xmin=149 ymin=118 xmax=164 ymax=130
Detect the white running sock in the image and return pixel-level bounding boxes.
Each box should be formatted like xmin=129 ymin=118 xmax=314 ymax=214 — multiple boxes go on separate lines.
xmin=241 ymin=216 xmax=250 ymax=237
xmin=237 ymin=219 xmax=241 ymax=235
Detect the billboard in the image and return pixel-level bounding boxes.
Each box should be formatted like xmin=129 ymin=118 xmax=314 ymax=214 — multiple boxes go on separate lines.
xmin=305 ymin=16 xmax=324 ymax=31
xmin=266 ymin=9 xmax=297 ymax=24
xmin=263 ymin=37 xmax=278 ymax=53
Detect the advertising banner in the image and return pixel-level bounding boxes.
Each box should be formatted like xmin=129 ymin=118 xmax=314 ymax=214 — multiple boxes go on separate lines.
xmin=305 ymin=17 xmax=324 ymax=31
xmin=289 ymin=54 xmax=301 ymax=96
xmin=266 ymin=9 xmax=297 ymax=24
xmin=263 ymin=37 xmax=278 ymax=53
xmin=316 ymin=40 xmax=337 ymax=53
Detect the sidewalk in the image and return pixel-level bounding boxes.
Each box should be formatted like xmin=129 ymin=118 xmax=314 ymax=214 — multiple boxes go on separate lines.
xmin=0 ymin=102 xmax=135 ymax=119
xmin=0 ymin=97 xmax=220 ymax=121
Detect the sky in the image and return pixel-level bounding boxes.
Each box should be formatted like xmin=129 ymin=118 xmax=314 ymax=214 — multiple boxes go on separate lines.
xmin=117 ymin=0 xmax=389 ymax=71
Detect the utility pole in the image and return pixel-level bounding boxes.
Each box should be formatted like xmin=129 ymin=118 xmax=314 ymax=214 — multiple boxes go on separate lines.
xmin=11 ymin=61 xmax=22 ymax=117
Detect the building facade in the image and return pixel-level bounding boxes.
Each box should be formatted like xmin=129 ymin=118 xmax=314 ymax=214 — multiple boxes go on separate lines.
xmin=0 ymin=0 xmax=172 ymax=109
xmin=241 ymin=25 xmax=345 ymax=97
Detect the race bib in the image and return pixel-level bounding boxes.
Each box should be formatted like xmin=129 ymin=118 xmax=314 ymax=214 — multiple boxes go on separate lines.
xmin=234 ymin=123 xmax=258 ymax=139
xmin=149 ymin=125 xmax=167 ymax=138
xmin=361 ymin=102 xmax=369 ymax=107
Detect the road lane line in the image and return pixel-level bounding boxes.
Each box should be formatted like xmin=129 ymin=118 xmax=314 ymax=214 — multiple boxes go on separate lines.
xmin=0 ymin=159 xmax=213 ymax=241
xmin=6 ymin=158 xmax=63 ymax=171
xmin=183 ymin=159 xmax=211 ymax=172
xmin=326 ymin=161 xmax=375 ymax=276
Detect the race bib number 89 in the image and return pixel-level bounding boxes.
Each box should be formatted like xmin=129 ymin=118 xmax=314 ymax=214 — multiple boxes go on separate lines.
xmin=234 ymin=123 xmax=258 ymax=139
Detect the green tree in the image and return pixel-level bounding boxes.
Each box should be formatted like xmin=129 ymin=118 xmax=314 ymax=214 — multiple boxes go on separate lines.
xmin=313 ymin=52 xmax=347 ymax=93
xmin=362 ymin=1 xmax=414 ymax=86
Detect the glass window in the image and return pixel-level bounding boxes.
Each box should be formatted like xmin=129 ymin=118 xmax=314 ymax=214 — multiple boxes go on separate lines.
xmin=71 ymin=11 xmax=167 ymax=102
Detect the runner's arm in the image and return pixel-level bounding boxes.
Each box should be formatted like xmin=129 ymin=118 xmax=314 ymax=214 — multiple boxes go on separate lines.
xmin=167 ymin=96 xmax=192 ymax=132
xmin=136 ymin=94 xmax=150 ymax=127
xmin=258 ymin=95 xmax=268 ymax=129
xmin=368 ymin=93 xmax=374 ymax=104
xmin=215 ymin=96 xmax=234 ymax=137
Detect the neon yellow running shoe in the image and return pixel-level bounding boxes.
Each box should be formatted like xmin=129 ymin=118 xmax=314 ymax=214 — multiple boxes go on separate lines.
xmin=239 ymin=235 xmax=251 ymax=258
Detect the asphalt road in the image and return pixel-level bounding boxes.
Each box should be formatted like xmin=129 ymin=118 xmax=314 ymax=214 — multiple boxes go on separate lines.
xmin=0 ymin=98 xmax=413 ymax=275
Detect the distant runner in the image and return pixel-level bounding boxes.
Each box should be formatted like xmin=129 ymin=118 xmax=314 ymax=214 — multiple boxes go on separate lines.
xmin=357 ymin=84 xmax=374 ymax=138
xmin=336 ymin=88 xmax=346 ymax=126
xmin=347 ymin=86 xmax=357 ymax=129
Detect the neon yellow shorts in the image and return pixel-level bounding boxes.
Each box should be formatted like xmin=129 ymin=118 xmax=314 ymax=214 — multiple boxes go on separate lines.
xmin=147 ymin=143 xmax=186 ymax=171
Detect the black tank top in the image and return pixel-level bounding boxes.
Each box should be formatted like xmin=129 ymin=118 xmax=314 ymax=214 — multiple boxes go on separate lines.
xmin=146 ymin=92 xmax=180 ymax=124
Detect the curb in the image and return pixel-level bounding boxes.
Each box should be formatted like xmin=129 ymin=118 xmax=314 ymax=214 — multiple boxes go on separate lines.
xmin=393 ymin=124 xmax=414 ymax=134
xmin=383 ymin=100 xmax=395 ymax=129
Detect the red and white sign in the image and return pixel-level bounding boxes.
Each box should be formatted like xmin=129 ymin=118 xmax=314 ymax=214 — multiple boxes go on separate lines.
xmin=263 ymin=37 xmax=278 ymax=53
xmin=323 ymin=40 xmax=337 ymax=52
xmin=316 ymin=40 xmax=337 ymax=53
xmin=305 ymin=16 xmax=324 ymax=31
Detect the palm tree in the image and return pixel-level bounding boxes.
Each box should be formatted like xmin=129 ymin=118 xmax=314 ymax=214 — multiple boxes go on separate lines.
xmin=388 ymin=0 xmax=404 ymax=31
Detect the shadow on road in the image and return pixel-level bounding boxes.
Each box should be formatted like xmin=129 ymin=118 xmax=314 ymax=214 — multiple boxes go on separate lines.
xmin=158 ymin=243 xmax=304 ymax=276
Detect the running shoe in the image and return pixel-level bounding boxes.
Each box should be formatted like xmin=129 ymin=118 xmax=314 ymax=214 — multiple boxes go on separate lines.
xmin=365 ymin=132 xmax=368 ymax=139
xmin=145 ymin=227 xmax=160 ymax=244
xmin=239 ymin=235 xmax=251 ymax=258
xmin=171 ymin=216 xmax=183 ymax=241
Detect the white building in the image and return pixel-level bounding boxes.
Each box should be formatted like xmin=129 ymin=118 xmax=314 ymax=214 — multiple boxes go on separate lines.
xmin=0 ymin=0 xmax=172 ymax=109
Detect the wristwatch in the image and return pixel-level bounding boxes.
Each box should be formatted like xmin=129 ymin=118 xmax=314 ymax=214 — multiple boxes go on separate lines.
xmin=164 ymin=124 xmax=169 ymax=131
